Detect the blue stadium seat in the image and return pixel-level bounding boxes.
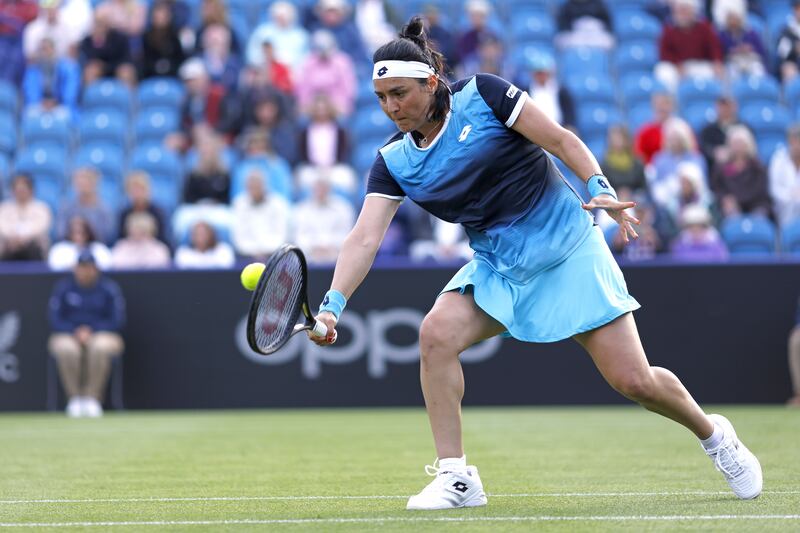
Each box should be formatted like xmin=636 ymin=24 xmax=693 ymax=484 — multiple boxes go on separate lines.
xmin=613 ymin=10 xmax=662 ymax=42
xmin=82 ymin=80 xmax=132 ymax=115
xmin=73 ymin=143 xmax=126 ymax=182
xmin=0 ymin=80 xmax=18 ymax=116
xmin=564 ymin=74 xmax=615 ymax=105
xmin=677 ymin=77 xmax=723 ymax=109
xmin=781 ymin=217 xmax=800 ymax=255
xmin=732 ymin=76 xmax=781 ymax=107
xmin=0 ymin=113 xmax=16 ymax=156
xmin=510 ymin=42 xmax=556 ymax=72
xmin=137 ymin=77 xmax=185 ymax=111
xmin=21 ymin=114 xmax=71 ymax=148
xmin=15 ymin=145 xmax=68 ymax=181
xmin=30 ymin=175 xmax=62 ymax=212
xmin=351 ymin=107 xmax=397 ymax=143
xmin=577 ymin=103 xmax=623 ymax=137
xmin=134 ymin=108 xmax=179 ymax=145
xmin=740 ymin=103 xmax=790 ymax=138
xmin=130 ymin=145 xmax=183 ymax=210
xmin=784 ymin=77 xmax=800 ymax=113
xmin=721 ymin=214 xmax=776 ymax=255
xmin=620 ymin=73 xmax=666 ymax=107
xmin=681 ymin=101 xmax=717 ymax=133
xmin=171 ymin=203 xmax=233 ymax=245
xmin=510 ymin=11 xmax=555 ymax=42
xmin=756 ymin=134 xmax=785 ymax=162
xmin=627 ymin=102 xmax=654 ymax=133
xmin=614 ymin=41 xmax=658 ymax=75
xmin=352 ymin=142 xmax=380 ymax=176
xmin=79 ymin=110 xmax=129 ymax=147
xmin=559 ymin=48 xmax=610 ymax=79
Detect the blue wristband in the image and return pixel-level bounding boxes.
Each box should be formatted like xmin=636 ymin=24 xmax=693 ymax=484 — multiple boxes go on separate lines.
xmin=587 ymin=174 xmax=617 ymax=200
xmin=319 ymin=289 xmax=347 ymax=320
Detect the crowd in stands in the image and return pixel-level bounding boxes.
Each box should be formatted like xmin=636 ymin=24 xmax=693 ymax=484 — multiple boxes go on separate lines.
xmin=0 ymin=0 xmax=799 ymax=270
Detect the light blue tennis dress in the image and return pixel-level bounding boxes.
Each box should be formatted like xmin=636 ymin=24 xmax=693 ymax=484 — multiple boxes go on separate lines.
xmin=367 ymin=74 xmax=640 ymax=342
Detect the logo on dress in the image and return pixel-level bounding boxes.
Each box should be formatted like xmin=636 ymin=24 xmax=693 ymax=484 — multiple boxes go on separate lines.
xmin=458 ymin=125 xmax=472 ymax=142
xmin=506 ymin=85 xmax=519 ymax=99
xmin=377 ymin=66 xmax=388 ymax=77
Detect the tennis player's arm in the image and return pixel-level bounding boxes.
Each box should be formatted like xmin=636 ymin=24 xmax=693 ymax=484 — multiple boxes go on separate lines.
xmin=329 ymin=195 xmax=400 ymax=299
xmin=510 ymin=95 xmax=602 ymax=183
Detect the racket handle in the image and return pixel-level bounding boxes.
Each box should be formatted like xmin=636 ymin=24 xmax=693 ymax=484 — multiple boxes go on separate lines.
xmin=311 ymin=320 xmax=328 ymax=338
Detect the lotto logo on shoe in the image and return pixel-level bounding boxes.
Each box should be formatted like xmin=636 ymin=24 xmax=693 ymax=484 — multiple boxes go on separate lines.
xmin=452 ymin=482 xmax=468 ymax=493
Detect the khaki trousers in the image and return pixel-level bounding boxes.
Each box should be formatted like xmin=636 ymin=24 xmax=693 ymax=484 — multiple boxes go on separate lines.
xmin=48 ymin=332 xmax=124 ymax=402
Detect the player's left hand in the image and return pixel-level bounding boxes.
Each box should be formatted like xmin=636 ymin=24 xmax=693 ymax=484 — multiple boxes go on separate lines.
xmin=582 ymin=196 xmax=640 ymax=243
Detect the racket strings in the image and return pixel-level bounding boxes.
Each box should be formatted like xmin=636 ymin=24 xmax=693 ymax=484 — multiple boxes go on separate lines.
xmin=254 ymin=252 xmax=304 ymax=352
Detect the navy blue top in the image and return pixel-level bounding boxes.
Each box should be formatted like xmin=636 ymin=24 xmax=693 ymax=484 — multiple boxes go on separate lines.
xmin=48 ymin=276 xmax=126 ymax=333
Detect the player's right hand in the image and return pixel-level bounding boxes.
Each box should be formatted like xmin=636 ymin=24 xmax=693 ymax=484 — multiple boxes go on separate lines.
xmin=310 ymin=311 xmax=338 ymax=346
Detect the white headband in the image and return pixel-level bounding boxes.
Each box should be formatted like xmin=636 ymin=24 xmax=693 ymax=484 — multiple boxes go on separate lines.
xmin=373 ymin=60 xmax=435 ymax=80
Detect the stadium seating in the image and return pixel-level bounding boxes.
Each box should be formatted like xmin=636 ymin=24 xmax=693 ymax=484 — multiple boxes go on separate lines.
xmin=137 ymin=77 xmax=185 ymax=111
xmin=614 ymin=41 xmax=658 ymax=75
xmin=130 ymin=145 xmax=183 ymax=210
xmin=73 ymin=143 xmax=126 ymax=182
xmin=681 ymin=102 xmax=717 ymax=133
xmin=732 ymin=76 xmax=782 ymax=107
xmin=781 ymin=218 xmax=800 ymax=255
xmin=721 ymin=214 xmax=777 ymax=255
xmin=620 ymin=72 xmax=665 ymax=107
xmin=134 ymin=108 xmax=180 ymax=145
xmin=82 ymin=80 xmax=132 ymax=115
xmin=171 ymin=203 xmax=233 ymax=245
xmin=0 ymin=80 xmax=18 ymax=116
xmin=613 ymin=10 xmax=661 ymax=43
xmin=79 ymin=110 xmax=129 ymax=147
xmin=677 ymin=77 xmax=724 ymax=110
xmin=231 ymin=157 xmax=293 ymax=202
xmin=577 ymin=103 xmax=623 ymax=137
xmin=510 ymin=11 xmax=556 ymax=43
xmin=0 ymin=113 xmax=15 ymax=157
xmin=564 ymin=74 xmax=616 ymax=106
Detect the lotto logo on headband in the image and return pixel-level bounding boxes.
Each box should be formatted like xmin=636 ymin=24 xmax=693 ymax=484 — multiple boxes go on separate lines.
xmin=377 ymin=66 xmax=388 ymax=77
xmin=372 ymin=60 xmax=436 ymax=80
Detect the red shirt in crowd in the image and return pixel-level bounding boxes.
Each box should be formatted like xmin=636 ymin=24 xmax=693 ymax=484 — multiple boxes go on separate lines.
xmin=659 ymin=20 xmax=723 ymax=64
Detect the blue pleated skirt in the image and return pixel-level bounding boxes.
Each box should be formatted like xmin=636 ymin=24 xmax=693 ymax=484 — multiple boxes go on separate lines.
xmin=442 ymin=223 xmax=641 ymax=343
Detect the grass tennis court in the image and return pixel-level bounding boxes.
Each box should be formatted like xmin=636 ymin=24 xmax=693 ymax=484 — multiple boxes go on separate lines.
xmin=0 ymin=406 xmax=797 ymax=531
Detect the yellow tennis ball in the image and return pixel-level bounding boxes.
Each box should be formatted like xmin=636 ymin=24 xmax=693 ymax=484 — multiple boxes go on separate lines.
xmin=240 ymin=262 xmax=265 ymax=291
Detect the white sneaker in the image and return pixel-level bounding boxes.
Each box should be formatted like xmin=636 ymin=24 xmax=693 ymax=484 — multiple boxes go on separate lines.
xmin=65 ymin=397 xmax=83 ymax=418
xmin=704 ymin=414 xmax=762 ymax=499
xmin=83 ymin=397 xmax=103 ymax=418
xmin=406 ymin=460 xmax=487 ymax=510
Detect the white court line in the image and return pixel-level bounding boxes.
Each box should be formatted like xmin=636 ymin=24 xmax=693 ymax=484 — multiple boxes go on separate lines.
xmin=1 ymin=491 xmax=798 ymax=504
xmin=1 ymin=515 xmax=800 ymax=528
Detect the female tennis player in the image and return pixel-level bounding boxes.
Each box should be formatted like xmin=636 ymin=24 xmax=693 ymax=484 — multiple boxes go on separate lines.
xmin=310 ymin=18 xmax=762 ymax=509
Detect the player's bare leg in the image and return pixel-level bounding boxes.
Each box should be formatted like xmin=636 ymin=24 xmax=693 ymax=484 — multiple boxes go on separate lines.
xmin=418 ymin=291 xmax=505 ymax=459
xmin=574 ymin=312 xmax=762 ymax=499
xmin=407 ymin=291 xmax=504 ymax=510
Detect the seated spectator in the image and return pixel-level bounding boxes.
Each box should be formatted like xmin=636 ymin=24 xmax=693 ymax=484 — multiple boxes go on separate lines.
xmin=231 ymin=169 xmax=291 ymax=260
xmin=669 ymin=203 xmax=728 ymax=262
xmin=234 ymin=126 xmax=293 ymax=200
xmin=139 ymin=0 xmax=186 ymax=79
xmin=309 ymin=0 xmax=367 ymax=63
xmin=95 ymin=0 xmax=146 ymax=39
xmin=195 ymin=0 xmax=241 ymax=57
xmin=291 ymin=175 xmax=355 ymax=264
xmin=0 ymin=0 xmax=38 ymax=84
xmin=178 ymin=57 xmax=235 ymax=136
xmin=174 ymin=220 xmax=234 ymax=268
xmin=699 ymin=95 xmax=748 ymax=170
xmin=0 ymin=173 xmax=52 ymax=260
xmin=606 ymin=191 xmax=664 ymax=260
xmin=296 ymin=93 xmax=354 ymax=194
xmin=651 ymin=159 xmax=712 ymax=226
xmin=247 ymin=1 xmax=308 ymax=71
xmin=421 ymin=5 xmax=458 ymax=74
xmin=240 ymin=39 xmax=293 ymax=96
xmin=555 ymin=0 xmax=614 ymax=50
xmin=520 ymin=53 xmax=576 ymax=132
xmin=654 ymin=0 xmax=724 ymax=93
xmin=635 ymin=91 xmax=675 ymax=164
xmin=56 ymin=167 xmax=115 ymax=244
xmin=199 ymin=23 xmax=241 ymax=92
xmin=777 ymin=0 xmax=800 ymax=84
xmin=456 ymin=0 xmax=497 ymax=67
xmin=601 ymin=124 xmax=647 ymax=195
xmin=117 ymin=171 xmax=169 ymax=245
xmin=79 ymin=10 xmax=137 ymax=87
xmin=295 ymin=30 xmax=356 ymax=118
xmin=48 ymin=215 xmax=113 ymax=270
xmin=22 ymin=37 xmax=80 ymax=120
xmin=111 ymin=212 xmax=171 ymax=268
xmin=648 ymin=117 xmax=707 ymax=197
xmin=788 ymin=294 xmax=800 ymax=406
xmin=717 ymin=2 xmax=767 ymax=79
xmin=183 ymin=127 xmax=230 ymax=204
xmin=460 ymin=34 xmax=514 ymax=80
xmin=710 ymin=124 xmax=772 ymax=219
xmin=23 ymin=0 xmax=81 ymax=61
xmin=245 ymin=92 xmax=298 ymax=165
xmin=768 ymin=123 xmax=800 ymax=227
xmin=48 ymin=249 xmax=125 ymax=417
xmin=354 ymin=0 xmax=398 ymax=55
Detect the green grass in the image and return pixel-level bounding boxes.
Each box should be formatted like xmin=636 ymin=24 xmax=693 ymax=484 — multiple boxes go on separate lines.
xmin=0 ymin=407 xmax=797 ymax=531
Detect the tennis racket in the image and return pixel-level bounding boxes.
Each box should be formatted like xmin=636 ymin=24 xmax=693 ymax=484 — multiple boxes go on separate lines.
xmin=246 ymin=245 xmax=330 ymax=355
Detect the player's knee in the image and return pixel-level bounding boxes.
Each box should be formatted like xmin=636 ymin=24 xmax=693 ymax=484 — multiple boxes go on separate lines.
xmin=613 ymin=370 xmax=656 ymax=402
xmin=419 ymin=313 xmax=457 ymax=361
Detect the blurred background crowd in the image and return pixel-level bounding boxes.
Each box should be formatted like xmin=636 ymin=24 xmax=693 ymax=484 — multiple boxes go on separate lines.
xmin=0 ymin=0 xmax=799 ymax=270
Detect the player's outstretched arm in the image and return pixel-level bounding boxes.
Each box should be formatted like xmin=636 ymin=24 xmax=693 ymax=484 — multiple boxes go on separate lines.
xmin=311 ymin=196 xmax=400 ymax=345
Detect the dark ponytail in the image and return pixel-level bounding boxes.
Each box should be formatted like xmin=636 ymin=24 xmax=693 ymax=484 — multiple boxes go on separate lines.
xmin=373 ymin=16 xmax=451 ymax=123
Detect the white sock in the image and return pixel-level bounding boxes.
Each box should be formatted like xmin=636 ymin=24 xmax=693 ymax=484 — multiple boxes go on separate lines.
xmin=438 ymin=455 xmax=467 ymax=472
xmin=700 ymin=422 xmax=724 ymax=450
